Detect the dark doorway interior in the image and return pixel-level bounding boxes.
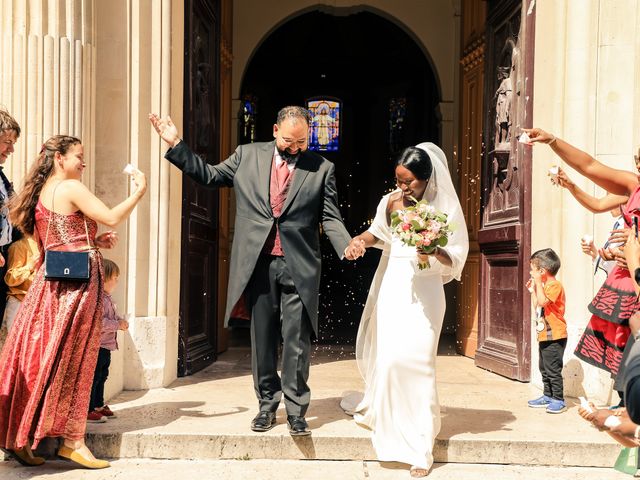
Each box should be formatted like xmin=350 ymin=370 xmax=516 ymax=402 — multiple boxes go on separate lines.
xmin=237 ymin=9 xmax=439 ymax=344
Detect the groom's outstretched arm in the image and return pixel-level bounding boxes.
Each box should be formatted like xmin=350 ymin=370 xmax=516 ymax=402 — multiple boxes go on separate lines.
xmin=165 ymin=141 xmax=241 ymax=188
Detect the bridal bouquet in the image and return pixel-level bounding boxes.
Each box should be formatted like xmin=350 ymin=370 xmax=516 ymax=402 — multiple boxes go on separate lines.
xmin=390 ymin=199 xmax=453 ymax=270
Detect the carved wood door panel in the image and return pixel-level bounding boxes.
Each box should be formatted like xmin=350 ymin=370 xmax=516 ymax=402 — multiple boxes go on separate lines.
xmin=457 ymin=0 xmax=486 ymax=358
xmin=178 ymin=0 xmax=220 ymax=376
xmin=475 ymin=0 xmax=534 ymax=381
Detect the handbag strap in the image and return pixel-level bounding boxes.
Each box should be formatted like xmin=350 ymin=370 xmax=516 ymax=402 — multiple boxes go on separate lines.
xmin=43 ymin=181 xmax=91 ymax=250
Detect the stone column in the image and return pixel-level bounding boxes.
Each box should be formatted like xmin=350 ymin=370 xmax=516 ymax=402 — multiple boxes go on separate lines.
xmin=0 ymin=0 xmax=183 ymax=396
xmin=92 ymin=0 xmax=182 ymax=392
xmin=0 ymin=0 xmax=95 ymax=186
xmin=532 ymin=0 xmax=640 ymax=402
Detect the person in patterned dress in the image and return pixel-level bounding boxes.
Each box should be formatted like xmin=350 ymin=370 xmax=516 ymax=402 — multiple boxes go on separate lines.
xmin=0 ymin=135 xmax=146 ymax=469
xmin=524 ymin=128 xmax=640 ymax=390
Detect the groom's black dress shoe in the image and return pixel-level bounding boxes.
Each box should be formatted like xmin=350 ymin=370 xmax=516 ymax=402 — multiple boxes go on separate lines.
xmin=287 ymin=415 xmax=311 ymax=436
xmin=250 ymin=411 xmax=276 ymax=432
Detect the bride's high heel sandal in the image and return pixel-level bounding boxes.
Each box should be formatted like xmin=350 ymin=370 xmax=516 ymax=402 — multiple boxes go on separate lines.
xmin=410 ymin=466 xmax=429 ymax=478
xmin=0 ymin=445 xmax=46 ymax=466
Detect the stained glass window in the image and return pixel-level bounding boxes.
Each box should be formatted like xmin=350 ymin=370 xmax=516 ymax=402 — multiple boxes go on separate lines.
xmin=388 ymin=97 xmax=407 ymax=153
xmin=307 ymin=98 xmax=341 ymax=152
xmin=238 ymin=95 xmax=258 ymax=144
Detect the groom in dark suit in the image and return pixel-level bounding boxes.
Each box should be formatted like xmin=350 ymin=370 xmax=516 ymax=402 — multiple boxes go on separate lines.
xmin=150 ymin=107 xmax=360 ymax=435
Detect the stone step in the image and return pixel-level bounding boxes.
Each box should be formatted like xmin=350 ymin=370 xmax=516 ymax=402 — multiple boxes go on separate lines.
xmin=85 ymin=430 xmax=622 ymax=468
xmin=0 ymin=458 xmax=630 ymax=480
xmin=79 ymin=348 xmax=623 ymax=469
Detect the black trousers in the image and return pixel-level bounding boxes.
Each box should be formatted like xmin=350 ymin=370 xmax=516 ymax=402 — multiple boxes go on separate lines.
xmin=539 ymin=338 xmax=566 ymax=401
xmin=246 ymin=255 xmax=312 ymax=417
xmin=89 ymin=348 xmax=112 ymax=411
xmin=614 ymin=335 xmax=635 ymax=394
xmin=0 ymin=244 xmax=9 ymax=326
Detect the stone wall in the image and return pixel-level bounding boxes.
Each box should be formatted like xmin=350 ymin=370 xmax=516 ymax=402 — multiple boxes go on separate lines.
xmin=0 ymin=0 xmax=184 ymax=401
xmin=532 ymin=0 xmax=640 ymax=402
xmin=231 ymin=0 xmax=460 ymax=167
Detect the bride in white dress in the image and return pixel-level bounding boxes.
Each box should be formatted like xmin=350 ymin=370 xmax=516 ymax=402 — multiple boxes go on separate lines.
xmin=342 ymin=143 xmax=468 ymax=477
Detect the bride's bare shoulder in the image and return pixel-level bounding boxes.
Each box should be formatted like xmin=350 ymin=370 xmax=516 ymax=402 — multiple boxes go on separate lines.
xmin=385 ymin=190 xmax=403 ymax=213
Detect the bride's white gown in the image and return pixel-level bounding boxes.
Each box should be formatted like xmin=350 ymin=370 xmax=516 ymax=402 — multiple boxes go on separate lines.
xmin=342 ymin=143 xmax=468 ymax=471
xmin=348 ymin=235 xmax=445 ymax=469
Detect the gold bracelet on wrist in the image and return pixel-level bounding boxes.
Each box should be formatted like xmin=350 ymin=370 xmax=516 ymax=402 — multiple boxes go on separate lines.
xmin=548 ymin=135 xmax=557 ymax=145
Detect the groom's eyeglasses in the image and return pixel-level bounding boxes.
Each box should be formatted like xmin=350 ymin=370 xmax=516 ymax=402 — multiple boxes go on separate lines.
xmin=279 ymin=136 xmax=308 ymax=148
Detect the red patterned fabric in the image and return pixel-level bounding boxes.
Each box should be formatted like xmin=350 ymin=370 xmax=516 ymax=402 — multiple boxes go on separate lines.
xmin=588 ymin=267 xmax=639 ymax=324
xmin=574 ymin=186 xmax=640 ymax=375
xmin=0 ymin=200 xmax=103 ymax=449
xmin=263 ymin=157 xmax=294 ymax=256
xmin=574 ymin=315 xmax=630 ymax=376
xmin=275 ymin=158 xmax=290 ymax=187
xmin=229 ymin=294 xmax=250 ymax=321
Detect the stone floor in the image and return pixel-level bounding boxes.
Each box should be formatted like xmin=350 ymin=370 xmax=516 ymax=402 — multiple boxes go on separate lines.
xmin=0 ymin=459 xmax=630 ymax=480
xmin=83 ymin=343 xmax=621 ymax=465
xmin=0 ymin=342 xmax=630 ymax=478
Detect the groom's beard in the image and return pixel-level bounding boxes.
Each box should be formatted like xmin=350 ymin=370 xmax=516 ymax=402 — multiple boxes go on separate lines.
xmin=278 ymin=148 xmax=300 ymax=163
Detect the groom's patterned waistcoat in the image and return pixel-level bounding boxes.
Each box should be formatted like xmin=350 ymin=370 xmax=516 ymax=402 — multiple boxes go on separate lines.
xmin=263 ymin=156 xmax=295 ymax=256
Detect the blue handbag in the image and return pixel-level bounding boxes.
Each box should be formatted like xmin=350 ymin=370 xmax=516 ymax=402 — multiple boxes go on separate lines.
xmin=44 ymin=249 xmax=89 ymax=281
xmin=43 ymin=182 xmax=91 ymax=282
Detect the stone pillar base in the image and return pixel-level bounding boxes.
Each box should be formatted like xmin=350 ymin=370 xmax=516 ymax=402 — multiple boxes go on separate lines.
xmin=124 ymin=315 xmax=178 ymax=390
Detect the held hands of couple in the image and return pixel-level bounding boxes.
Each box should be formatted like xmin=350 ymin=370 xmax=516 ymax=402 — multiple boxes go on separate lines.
xmin=345 ymin=238 xmax=366 ymax=260
xmin=149 ymin=113 xmax=181 ymax=148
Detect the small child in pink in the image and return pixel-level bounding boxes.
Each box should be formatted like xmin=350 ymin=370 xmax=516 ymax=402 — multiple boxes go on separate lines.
xmin=87 ymin=259 xmax=128 ymax=423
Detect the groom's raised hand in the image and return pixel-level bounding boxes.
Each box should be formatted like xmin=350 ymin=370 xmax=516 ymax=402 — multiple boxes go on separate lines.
xmin=149 ymin=113 xmax=181 ymax=148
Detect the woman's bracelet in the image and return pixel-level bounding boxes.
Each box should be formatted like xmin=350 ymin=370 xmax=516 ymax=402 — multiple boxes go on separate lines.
xmin=548 ymin=135 xmax=557 ymax=146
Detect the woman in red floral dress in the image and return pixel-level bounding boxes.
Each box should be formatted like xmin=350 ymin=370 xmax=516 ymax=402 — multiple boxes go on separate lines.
xmin=524 ymin=128 xmax=639 ymax=384
xmin=0 ymin=136 xmax=146 ymax=469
